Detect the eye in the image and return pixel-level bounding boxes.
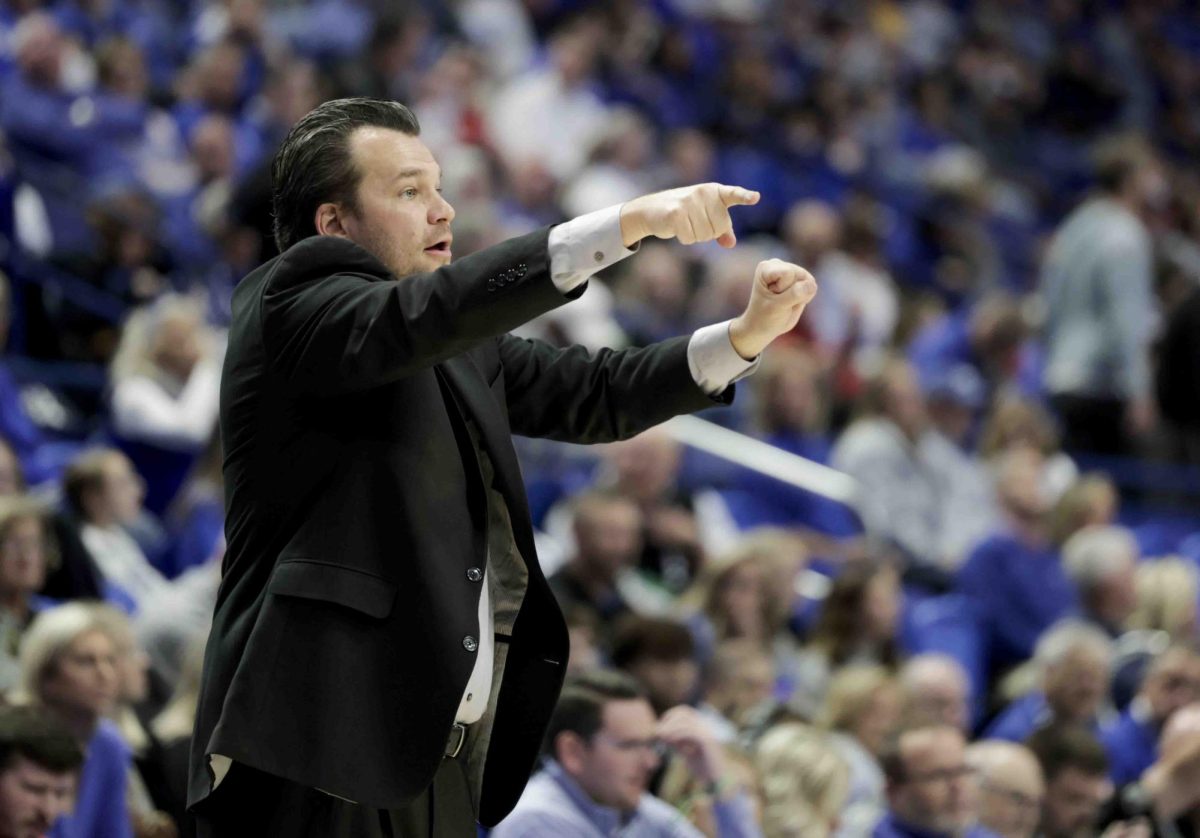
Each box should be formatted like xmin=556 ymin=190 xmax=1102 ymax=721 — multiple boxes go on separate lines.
xmin=401 ymin=187 xmax=418 ymax=199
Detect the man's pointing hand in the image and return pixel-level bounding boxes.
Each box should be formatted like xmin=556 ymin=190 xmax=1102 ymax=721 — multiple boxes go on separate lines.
xmin=619 ymin=183 xmax=760 ymax=248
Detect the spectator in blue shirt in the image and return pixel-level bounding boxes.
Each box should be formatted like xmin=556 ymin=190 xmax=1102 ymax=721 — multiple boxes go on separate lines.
xmin=908 ymin=295 xmax=1029 ymax=408
xmin=0 ymin=705 xmax=84 ymax=838
xmin=492 ymin=669 xmax=760 ymax=838
xmin=873 ymin=725 xmax=1000 ymax=838
xmin=18 ymin=601 xmax=133 ymax=838
xmin=957 ymin=448 xmax=1078 ymax=677
xmin=985 ymin=620 xmax=1114 ymax=744
xmin=1100 ymin=645 xmax=1200 ymax=786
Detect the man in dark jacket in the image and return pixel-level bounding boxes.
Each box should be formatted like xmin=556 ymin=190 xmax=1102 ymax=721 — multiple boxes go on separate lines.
xmin=189 ymin=97 xmax=816 ymax=837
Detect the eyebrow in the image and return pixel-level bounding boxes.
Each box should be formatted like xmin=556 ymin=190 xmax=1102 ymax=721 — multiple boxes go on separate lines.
xmin=393 ymin=167 xmax=441 ymax=182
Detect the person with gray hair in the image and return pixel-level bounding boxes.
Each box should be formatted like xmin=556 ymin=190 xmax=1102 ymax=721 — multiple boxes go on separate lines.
xmin=899 ymin=654 xmax=971 ymax=733
xmin=1061 ymin=525 xmax=1140 ymax=637
xmin=984 ymin=619 xmax=1114 ymax=743
xmin=966 ymin=740 xmax=1045 ymax=838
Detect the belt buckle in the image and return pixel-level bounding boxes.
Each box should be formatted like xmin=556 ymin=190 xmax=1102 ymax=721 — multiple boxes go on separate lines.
xmin=446 ymin=723 xmax=467 ymax=759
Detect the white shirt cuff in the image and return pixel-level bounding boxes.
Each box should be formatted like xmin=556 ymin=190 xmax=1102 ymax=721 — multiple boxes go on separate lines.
xmin=688 ymin=320 xmax=760 ymax=395
xmin=547 ymin=203 xmax=639 ymax=293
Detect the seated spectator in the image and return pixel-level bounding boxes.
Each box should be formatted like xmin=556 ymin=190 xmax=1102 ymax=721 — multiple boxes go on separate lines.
xmin=977 ymin=396 xmax=1077 ymax=504
xmin=1100 ymin=645 xmax=1200 ymax=785
xmin=736 ymin=346 xmax=859 ymax=537
xmin=1099 ymin=702 xmax=1200 ymax=834
xmin=491 ymin=670 xmax=759 ymax=838
xmin=1060 ymin=525 xmax=1140 ymax=638
xmin=755 ymin=722 xmax=849 ymax=838
xmin=592 ymin=429 xmax=717 ymax=594
xmin=1025 ymin=725 xmax=1113 ymax=838
xmin=0 ymin=497 xmax=58 ymax=692
xmin=875 ymin=725 xmax=996 ymax=838
xmin=62 ymin=448 xmax=168 ymax=611
xmin=820 ymin=665 xmax=903 ymax=836
xmin=1127 ymin=558 xmax=1198 ymax=643
xmin=784 ymin=199 xmax=899 ymax=374
xmin=966 ymin=740 xmax=1045 ymax=838
xmin=957 ymin=447 xmax=1077 ymax=675
xmin=985 ymin=620 xmax=1114 ymax=742
xmin=0 ymin=705 xmax=85 ymax=838
xmin=697 ymin=639 xmax=776 ymax=745
xmin=908 ymin=294 xmax=1028 ymax=409
xmin=899 ymin=654 xmax=971 ymax=733
xmin=17 ymin=602 xmax=133 ymax=838
xmin=684 ymin=545 xmax=772 ymax=656
xmin=612 ymin=243 xmax=692 ymax=346
xmin=831 ymin=357 xmax=995 ymax=578
xmin=108 ymin=294 xmax=223 ymax=516
xmin=791 ymin=561 xmax=901 ymax=718
xmin=611 ymin=616 xmax=699 ymax=717
xmin=548 ymin=492 xmax=655 ymax=645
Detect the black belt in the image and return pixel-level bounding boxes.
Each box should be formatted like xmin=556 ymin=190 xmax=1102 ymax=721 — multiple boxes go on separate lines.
xmin=445 ymin=723 xmax=467 ymax=759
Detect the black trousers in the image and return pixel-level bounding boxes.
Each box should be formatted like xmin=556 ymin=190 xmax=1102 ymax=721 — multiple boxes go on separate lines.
xmin=1050 ymin=393 xmax=1129 ymax=457
xmin=192 ymin=758 xmax=474 ymax=838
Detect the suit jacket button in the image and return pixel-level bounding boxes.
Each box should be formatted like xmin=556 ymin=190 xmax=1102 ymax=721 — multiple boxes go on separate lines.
xmin=466 ymin=567 xmax=483 ymax=582
xmin=463 ymin=636 xmax=478 ymax=652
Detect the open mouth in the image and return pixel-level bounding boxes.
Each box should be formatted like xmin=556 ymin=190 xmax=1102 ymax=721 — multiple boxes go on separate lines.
xmin=424 ymin=241 xmax=452 ymax=256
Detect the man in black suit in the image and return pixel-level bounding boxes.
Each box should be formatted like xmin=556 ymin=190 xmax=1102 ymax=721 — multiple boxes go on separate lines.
xmin=189 ymin=97 xmax=816 ymax=837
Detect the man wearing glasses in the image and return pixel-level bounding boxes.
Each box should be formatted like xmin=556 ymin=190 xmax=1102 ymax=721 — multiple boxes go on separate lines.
xmin=491 ymin=670 xmax=759 ymax=837
xmin=874 ymin=725 xmax=999 ymax=838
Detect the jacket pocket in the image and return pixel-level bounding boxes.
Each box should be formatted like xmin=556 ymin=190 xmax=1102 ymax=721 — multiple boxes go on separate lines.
xmin=267 ymin=559 xmax=397 ymax=619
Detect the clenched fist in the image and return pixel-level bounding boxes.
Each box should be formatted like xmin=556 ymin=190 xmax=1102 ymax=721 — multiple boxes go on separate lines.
xmin=619 ymin=183 xmax=760 ymax=248
xmin=728 ymin=259 xmax=818 ymax=360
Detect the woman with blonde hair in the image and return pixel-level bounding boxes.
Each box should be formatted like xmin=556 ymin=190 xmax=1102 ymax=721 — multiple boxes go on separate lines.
xmin=1128 ymin=557 xmax=1199 ymax=641
xmin=17 ymin=601 xmax=133 ymax=837
xmin=108 ymin=293 xmax=223 ymax=515
xmin=755 ymin=722 xmax=849 ymax=838
xmin=819 ymin=665 xmax=903 ymax=837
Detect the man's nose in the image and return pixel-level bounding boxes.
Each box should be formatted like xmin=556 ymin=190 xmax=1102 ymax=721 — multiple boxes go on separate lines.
xmin=431 ymin=193 xmax=455 ymax=225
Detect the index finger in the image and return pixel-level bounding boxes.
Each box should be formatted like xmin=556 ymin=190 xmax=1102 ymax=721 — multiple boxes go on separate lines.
xmin=717 ymin=185 xmax=761 ymax=207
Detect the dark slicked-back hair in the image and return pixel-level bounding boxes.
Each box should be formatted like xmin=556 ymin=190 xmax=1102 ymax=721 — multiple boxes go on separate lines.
xmin=271 ymin=97 xmax=421 ymax=252
xmin=542 ymin=670 xmax=646 ymax=758
xmin=0 ymin=705 xmax=84 ymax=774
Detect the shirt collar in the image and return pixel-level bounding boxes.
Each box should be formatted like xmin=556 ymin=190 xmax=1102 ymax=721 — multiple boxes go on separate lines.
xmin=544 ymin=759 xmax=634 ymax=834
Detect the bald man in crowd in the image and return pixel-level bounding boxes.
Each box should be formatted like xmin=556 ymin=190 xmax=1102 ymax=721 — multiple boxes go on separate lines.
xmin=900 ymin=654 xmax=972 ymax=733
xmin=967 ymin=740 xmax=1045 ymax=838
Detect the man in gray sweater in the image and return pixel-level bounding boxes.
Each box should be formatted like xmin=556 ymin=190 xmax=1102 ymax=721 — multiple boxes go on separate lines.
xmin=1041 ymin=135 xmax=1166 ymax=456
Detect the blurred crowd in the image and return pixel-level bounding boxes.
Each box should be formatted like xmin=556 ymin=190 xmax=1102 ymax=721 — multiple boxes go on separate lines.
xmin=1 ymin=0 xmax=1200 ymax=836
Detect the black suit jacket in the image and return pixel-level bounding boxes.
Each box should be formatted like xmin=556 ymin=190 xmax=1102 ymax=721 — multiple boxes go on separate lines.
xmin=188 ymin=229 xmax=731 ymax=825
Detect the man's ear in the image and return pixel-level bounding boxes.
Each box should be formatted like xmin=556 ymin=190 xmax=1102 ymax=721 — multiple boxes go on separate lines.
xmin=314 ymin=202 xmax=350 ymax=238
xmin=556 ymin=731 xmax=589 ymax=775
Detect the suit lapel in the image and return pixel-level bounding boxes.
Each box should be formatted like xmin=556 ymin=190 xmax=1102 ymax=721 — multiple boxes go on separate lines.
xmin=434 ymin=354 xmax=536 ymax=558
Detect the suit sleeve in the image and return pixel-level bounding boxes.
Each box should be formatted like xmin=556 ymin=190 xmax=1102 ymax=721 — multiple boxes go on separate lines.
xmin=261 ymin=229 xmax=571 ymax=395
xmin=497 ymin=333 xmax=733 ymax=444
